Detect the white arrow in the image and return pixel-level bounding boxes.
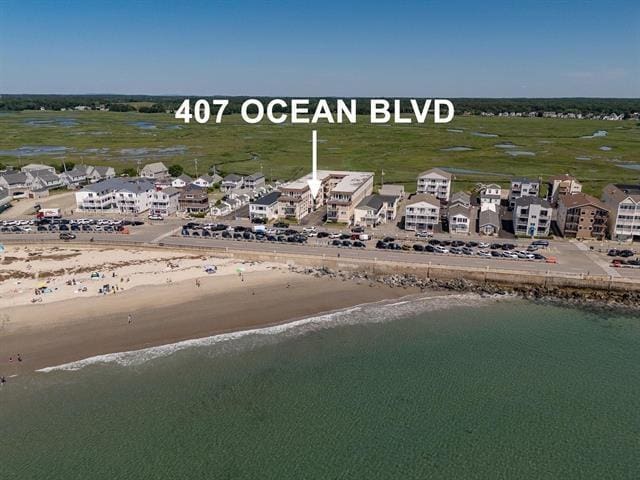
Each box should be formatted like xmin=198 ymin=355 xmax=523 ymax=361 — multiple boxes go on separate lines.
xmin=307 ymin=130 xmax=322 ymax=199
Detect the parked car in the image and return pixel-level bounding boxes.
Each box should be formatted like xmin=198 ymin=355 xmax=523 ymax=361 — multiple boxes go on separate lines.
xmin=413 ymin=244 xmax=425 ymax=252
xmin=59 ymin=233 xmax=76 ymax=240
xmin=274 ymin=221 xmax=289 ymax=228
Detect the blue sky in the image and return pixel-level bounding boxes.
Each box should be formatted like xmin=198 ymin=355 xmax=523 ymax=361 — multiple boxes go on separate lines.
xmin=1 ymin=0 xmax=638 ymax=97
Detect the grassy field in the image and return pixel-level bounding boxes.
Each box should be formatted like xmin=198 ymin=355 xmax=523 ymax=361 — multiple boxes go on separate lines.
xmin=1 ymin=111 xmax=639 ymax=195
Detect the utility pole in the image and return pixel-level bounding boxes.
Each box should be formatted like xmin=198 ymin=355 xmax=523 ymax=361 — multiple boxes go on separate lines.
xmin=194 ymin=158 xmax=199 ymax=177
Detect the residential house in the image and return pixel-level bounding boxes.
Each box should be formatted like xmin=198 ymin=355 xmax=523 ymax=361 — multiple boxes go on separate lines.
xmin=86 ymin=166 xmax=116 ymax=183
xmin=115 ymin=179 xmax=156 ymax=214
xmin=140 ymin=162 xmax=169 ymax=180
xmin=416 ymin=168 xmax=452 ymax=201
xmin=479 ymin=209 xmax=501 ymax=236
xmin=404 ymin=194 xmax=441 ymax=232
xmin=0 ymin=187 xmax=11 ymax=211
xmin=220 ymin=174 xmax=244 ymax=193
xmin=192 ymin=174 xmax=220 ymax=189
xmin=60 ymin=166 xmax=88 ymax=188
xmin=512 ymin=196 xmax=553 ymax=237
xmin=602 ymin=184 xmax=640 ymax=242
xmin=150 ymin=187 xmax=181 ymax=217
xmin=249 ymin=191 xmax=281 ymax=221
xmin=178 ymin=185 xmax=209 ymax=214
xmin=244 ymin=173 xmax=266 ymax=191
xmin=31 ymin=170 xmax=63 ymax=191
xmin=449 ymin=191 xmax=471 ymax=208
xmin=353 ymin=194 xmax=400 ymax=227
xmin=547 ymin=174 xmax=582 ymax=204
xmin=479 ymin=184 xmax=502 ymax=209
xmin=448 ymin=204 xmax=476 ymax=234
xmin=21 ymin=163 xmax=56 ymax=175
xmin=509 ymin=178 xmax=540 ymax=208
xmin=556 ymin=193 xmax=609 ymax=240
xmin=0 ymin=172 xmax=33 ymax=197
xmin=378 ymin=184 xmax=405 ymax=198
xmin=172 ymin=174 xmax=193 ymax=189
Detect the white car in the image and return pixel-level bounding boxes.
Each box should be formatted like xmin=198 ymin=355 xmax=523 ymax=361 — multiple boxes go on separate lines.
xmin=503 ymin=251 xmax=519 ymax=259
xmin=303 ymin=226 xmax=317 ymax=233
xmin=415 ymin=231 xmax=432 ymax=238
xmin=477 ymin=250 xmax=491 ymax=257
xmin=478 ymin=242 xmax=490 ymax=248
xmin=329 ymin=233 xmax=341 ymax=239
xmin=434 ymin=246 xmax=449 ymax=254
xmin=148 ymin=215 xmax=164 ymax=221
xmin=307 ymin=232 xmax=318 ymax=237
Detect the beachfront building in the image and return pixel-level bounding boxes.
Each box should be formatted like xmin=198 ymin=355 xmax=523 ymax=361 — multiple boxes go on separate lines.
xmin=220 ymin=174 xmax=244 ymax=193
xmin=556 ymin=193 xmax=609 ymax=240
xmin=60 ymin=167 xmax=88 ymax=188
xmin=509 ymin=178 xmax=540 ymax=208
xmin=172 ymin=174 xmax=192 ymax=189
xmin=75 ymin=178 xmax=155 ymax=213
xmin=178 ymin=184 xmax=209 ymax=214
xmin=20 ymin=163 xmax=57 ymax=175
xmin=353 ymin=194 xmax=400 ymax=227
xmin=602 ymin=184 xmax=640 ymax=242
xmin=404 ymin=194 xmax=441 ymax=232
xmin=448 ymin=204 xmax=476 ymax=234
xmin=244 ymin=173 xmax=266 ymax=191
xmin=249 ymin=191 xmax=281 ymax=221
xmin=547 ymin=174 xmax=582 ymax=205
xmin=150 ymin=187 xmax=180 ymax=217
xmin=277 ymin=170 xmax=374 ymax=224
xmin=512 ymin=197 xmax=553 ymax=237
xmin=0 ymin=171 xmax=33 ymax=197
xmin=416 ymin=168 xmax=452 ymax=201
xmin=140 ymin=162 xmax=169 ymax=180
xmin=479 ymin=208 xmax=500 ymax=236
xmin=479 ymin=184 xmax=502 ymax=209
xmin=86 ymin=166 xmax=116 ymax=183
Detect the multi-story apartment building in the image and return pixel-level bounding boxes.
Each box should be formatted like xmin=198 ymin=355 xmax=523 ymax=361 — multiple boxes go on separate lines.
xmin=416 ymin=168 xmax=452 ymax=201
xmin=512 ymin=196 xmax=553 ymax=237
xmin=249 ymin=191 xmax=281 ymax=221
xmin=509 ymin=178 xmax=540 ymax=208
xmin=150 ymin=187 xmax=180 ymax=217
xmin=178 ymin=184 xmax=210 ymax=214
xmin=547 ymin=174 xmax=582 ymax=204
xmin=602 ymin=184 xmax=640 ymax=242
xmin=244 ymin=173 xmax=266 ymax=191
xmin=404 ymin=194 xmax=441 ymax=232
xmin=556 ymin=193 xmax=609 ymax=240
xmin=277 ymin=170 xmax=374 ymax=224
xmin=75 ymin=178 xmax=155 ymax=214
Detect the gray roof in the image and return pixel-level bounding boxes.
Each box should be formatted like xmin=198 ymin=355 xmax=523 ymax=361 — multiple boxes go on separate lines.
xmin=33 ymin=171 xmax=60 ymax=183
xmin=64 ymin=167 xmax=87 ymax=178
xmin=223 ymin=174 xmax=243 ymax=183
xmin=177 ymin=174 xmax=193 ymax=182
xmin=450 ymin=191 xmax=470 ymax=205
xmin=0 ymin=187 xmax=9 ymax=198
xmin=479 ymin=209 xmax=500 ymax=227
xmin=82 ymin=178 xmax=153 ymax=195
xmin=356 ymin=194 xmax=398 ymax=211
xmin=252 ymin=191 xmax=281 ymax=206
xmin=141 ymin=162 xmax=168 ymax=174
xmin=511 ymin=177 xmax=539 ymax=184
xmin=1 ymin=172 xmax=29 ymax=185
xmin=246 ymin=172 xmax=265 ymax=181
xmin=514 ymin=196 xmax=551 ymax=208
xmin=93 ymin=166 xmax=113 ymax=176
xmin=448 ymin=204 xmax=473 ymax=218
xmin=406 ymin=193 xmax=440 ymax=207
xmin=417 ymin=167 xmax=453 ymax=180
xmin=162 ymin=187 xmax=180 ymax=196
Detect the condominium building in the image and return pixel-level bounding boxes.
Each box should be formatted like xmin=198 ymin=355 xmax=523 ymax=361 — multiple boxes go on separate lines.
xmin=404 ymin=194 xmax=441 ymax=232
xmin=547 ymin=174 xmax=582 ymax=204
xmin=150 ymin=187 xmax=180 ymax=217
xmin=479 ymin=184 xmax=502 ymax=209
xmin=509 ymin=178 xmax=540 ymax=208
xmin=512 ymin=196 xmax=552 ymax=237
xmin=556 ymin=193 xmax=609 ymax=240
xmin=75 ymin=178 xmax=155 ymax=214
xmin=178 ymin=185 xmax=209 ymax=214
xmin=249 ymin=191 xmax=281 ymax=221
xmin=602 ymin=184 xmax=640 ymax=242
xmin=416 ymin=168 xmax=452 ymax=201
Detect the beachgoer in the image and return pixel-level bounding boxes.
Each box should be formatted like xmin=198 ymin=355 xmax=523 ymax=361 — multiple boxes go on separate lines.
xmin=0 ymin=376 xmax=6 ymax=385
xmin=128 ymin=314 xmax=133 ymax=324
xmin=17 ymin=354 xmax=22 ymax=362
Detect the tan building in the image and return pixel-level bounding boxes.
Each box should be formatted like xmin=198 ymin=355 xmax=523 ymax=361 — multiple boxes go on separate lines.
xmin=601 ymin=184 xmax=640 ymax=242
xmin=277 ymin=170 xmax=374 ymax=224
xmin=556 ymin=193 xmax=609 ymax=240
xmin=547 ymin=174 xmax=582 ymax=204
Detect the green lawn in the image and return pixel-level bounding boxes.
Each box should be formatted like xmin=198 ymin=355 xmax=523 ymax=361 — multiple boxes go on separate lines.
xmin=1 ymin=111 xmax=638 ymax=196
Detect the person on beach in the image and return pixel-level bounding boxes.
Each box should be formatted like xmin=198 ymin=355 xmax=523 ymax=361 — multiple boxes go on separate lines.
xmin=17 ymin=354 xmax=22 ymax=362
xmin=128 ymin=314 xmax=133 ymax=324
xmin=0 ymin=376 xmax=6 ymax=385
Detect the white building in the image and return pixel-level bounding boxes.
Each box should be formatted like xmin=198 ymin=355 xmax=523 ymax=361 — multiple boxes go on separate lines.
xmin=150 ymin=187 xmax=180 ymax=217
xmin=140 ymin=162 xmax=169 ymax=180
xmin=479 ymin=184 xmax=502 ymax=210
xmin=509 ymin=178 xmax=540 ymax=208
xmin=0 ymin=171 xmax=33 ymax=197
xmin=21 ymin=163 xmax=56 ymax=175
xmin=512 ymin=197 xmax=553 ymax=237
xmin=602 ymin=184 xmax=640 ymax=242
xmin=221 ymin=174 xmax=244 ymax=193
xmin=416 ymin=168 xmax=452 ymax=201
xmin=172 ymin=174 xmax=192 ymax=189
xmin=404 ymin=194 xmax=440 ymax=232
xmin=60 ymin=167 xmax=88 ymax=188
xmin=353 ymin=194 xmax=400 ymax=227
xmin=75 ymin=178 xmax=156 ymax=214
xmin=86 ymin=166 xmax=116 ymax=183
xmin=448 ymin=204 xmax=475 ymax=234
xmin=192 ymin=174 xmax=221 ymax=188
xmin=244 ymin=173 xmax=266 ymax=190
xmin=249 ymin=191 xmax=281 ymax=221
xmin=546 ymin=174 xmax=582 ymax=205
xmin=0 ymin=187 xmax=11 ymax=210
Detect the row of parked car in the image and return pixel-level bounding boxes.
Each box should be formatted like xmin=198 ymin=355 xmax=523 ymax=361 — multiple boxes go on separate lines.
xmin=181 ymin=223 xmax=310 ymax=244
xmin=607 ymin=248 xmax=636 ymax=258
xmin=0 ymin=217 xmax=144 ymax=234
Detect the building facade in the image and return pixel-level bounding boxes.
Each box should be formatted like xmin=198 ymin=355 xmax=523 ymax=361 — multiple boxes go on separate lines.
xmin=602 ymin=184 xmax=640 ymax=242
xmin=547 ymin=174 xmax=582 ymax=204
xmin=416 ymin=168 xmax=452 ymax=201
xmin=404 ymin=194 xmax=441 ymax=232
xmin=353 ymin=194 xmax=399 ymax=227
xmin=509 ymin=178 xmax=540 ymax=208
xmin=150 ymin=187 xmax=180 ymax=217
xmin=249 ymin=191 xmax=281 ymax=221
xmin=556 ymin=193 xmax=609 ymax=240
xmin=178 ymin=185 xmax=209 ymax=214
xmin=448 ymin=204 xmax=475 ymax=234
xmin=512 ymin=196 xmax=552 ymax=237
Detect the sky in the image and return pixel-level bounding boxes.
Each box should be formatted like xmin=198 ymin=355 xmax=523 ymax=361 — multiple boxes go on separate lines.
xmin=0 ymin=0 xmax=638 ymax=97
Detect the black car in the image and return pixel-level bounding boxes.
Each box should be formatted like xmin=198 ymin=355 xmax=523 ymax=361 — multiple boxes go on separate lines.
xmin=428 ymin=239 xmax=441 ymax=245
xmin=533 ymin=253 xmax=546 ymax=260
xmin=607 ymin=249 xmax=620 ymax=257
xmin=341 ymin=240 xmax=352 ymax=247
xmin=243 ymin=231 xmax=254 ymax=240
xmin=340 ymin=233 xmax=351 ymax=240
xmin=317 ymin=232 xmax=330 ymax=238
xmin=222 ymin=231 xmax=232 ymax=238
xmin=376 ymin=240 xmax=387 ymax=249
xmin=252 ymin=217 xmax=266 ymax=224
xmin=450 ymin=247 xmax=462 ymax=254
xmin=462 ymin=247 xmax=473 ymax=255
xmin=491 ymin=250 xmax=502 ymax=257
xmin=388 ymin=243 xmax=402 ymax=250
xmin=383 ymin=236 xmax=395 ymax=243
xmin=451 ymin=240 xmax=465 ymax=247
xmin=466 ymin=241 xmax=479 ymax=248
xmin=502 ymin=243 xmax=515 ymax=250
xmin=266 ymin=235 xmax=277 ymax=241
xmin=619 ymin=250 xmax=635 ymax=258
xmin=441 ymin=240 xmax=452 ymax=246
xmin=413 ymin=244 xmax=425 ymax=252
xmin=37 ymin=225 xmax=48 ymax=232
xmin=274 ymin=221 xmax=289 ymax=228
xmin=425 ymin=245 xmax=435 ymax=252
xmin=233 ymin=233 xmax=243 ymax=239
xmin=351 ymin=226 xmax=364 ymax=233
xmin=331 ymin=239 xmax=342 ymax=246
xmin=191 ymin=231 xmax=200 ymax=236
xmin=202 ymin=230 xmax=211 ymax=237
xmin=234 ymin=226 xmax=247 ymax=232
xmin=490 ymin=243 xmax=502 ymax=249
xmin=353 ymin=241 xmax=365 ymax=248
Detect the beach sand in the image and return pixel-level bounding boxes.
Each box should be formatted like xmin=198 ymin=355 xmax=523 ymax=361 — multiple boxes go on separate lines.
xmin=1 ymin=264 xmax=420 ymax=373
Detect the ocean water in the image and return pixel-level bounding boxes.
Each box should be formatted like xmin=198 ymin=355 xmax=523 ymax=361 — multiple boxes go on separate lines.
xmin=2 ymin=298 xmax=640 ymax=479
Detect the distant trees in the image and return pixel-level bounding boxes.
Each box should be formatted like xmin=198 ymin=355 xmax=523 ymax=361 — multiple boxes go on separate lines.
xmin=109 ymin=103 xmax=136 ymax=112
xmin=121 ymin=167 xmax=137 ymax=177
xmin=55 ymin=162 xmax=75 ymax=172
xmin=168 ymin=164 xmax=184 ymax=177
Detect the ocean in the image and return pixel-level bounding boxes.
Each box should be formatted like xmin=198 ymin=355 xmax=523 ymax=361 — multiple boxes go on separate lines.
xmin=2 ymin=297 xmax=639 ymax=479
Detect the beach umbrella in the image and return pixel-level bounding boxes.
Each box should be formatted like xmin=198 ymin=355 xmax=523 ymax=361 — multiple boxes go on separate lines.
xmin=0 ymin=244 xmax=4 ymax=254
xmin=235 ymin=267 xmax=245 ymax=273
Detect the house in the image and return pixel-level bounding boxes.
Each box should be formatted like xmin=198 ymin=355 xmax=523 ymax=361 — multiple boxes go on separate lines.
xmin=178 ymin=185 xmax=209 ymax=214
xmin=244 ymin=173 xmax=266 ymax=190
xmin=172 ymin=174 xmax=193 ymax=189
xmin=509 ymin=178 xmax=540 ymax=208
xmin=416 ymin=168 xmax=452 ymax=201
xmin=378 ymin=184 xmax=405 ymax=198
xmin=192 ymin=174 xmax=220 ymax=189
xmin=277 ymin=170 xmax=374 ymax=224
xmin=150 ymin=187 xmax=181 ymax=217
xmin=449 ymin=191 xmax=471 ymax=208
xmin=86 ymin=166 xmax=116 ymax=183
xmin=479 ymin=209 xmax=500 ymax=236
xmin=547 ymin=174 xmax=582 ymax=204
xmin=0 ymin=187 xmax=11 ymax=211
xmin=21 ymin=163 xmax=56 ymax=175
xmin=75 ymin=178 xmax=155 ymax=213
xmin=448 ymin=204 xmax=475 ymax=234
xmin=556 ymin=193 xmax=609 ymax=240
xmin=0 ymin=172 xmax=33 ymax=197
xmin=602 ymin=184 xmax=640 ymax=242
xmin=249 ymin=191 xmax=281 ymax=221
xmin=404 ymin=194 xmax=440 ymax=232
xmin=512 ymin=196 xmax=553 ymax=237
xmin=60 ymin=167 xmax=88 ymax=188
xmin=353 ymin=194 xmax=400 ymax=227
xmin=31 ymin=170 xmax=63 ymax=191
xmin=479 ymin=184 xmax=502 ymax=209
xmin=140 ymin=162 xmax=169 ymax=180
xmin=220 ymin=174 xmax=244 ymax=193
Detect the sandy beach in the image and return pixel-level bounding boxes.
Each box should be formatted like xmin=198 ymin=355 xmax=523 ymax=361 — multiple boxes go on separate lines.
xmin=0 ymin=245 xmax=419 ymax=373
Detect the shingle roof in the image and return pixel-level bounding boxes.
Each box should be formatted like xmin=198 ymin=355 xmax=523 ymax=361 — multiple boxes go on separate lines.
xmin=479 ymin=209 xmax=500 ymax=226
xmin=514 ymin=196 xmax=551 ymax=208
xmin=356 ymin=194 xmax=398 ymax=211
xmin=1 ymin=172 xmax=29 ymax=185
xmin=246 ymin=172 xmax=265 ymax=181
xmin=141 ymin=162 xmax=168 ymax=174
xmin=406 ymin=193 xmax=440 ymax=207
xmin=417 ymin=167 xmax=453 ymax=179
xmin=223 ymin=174 xmax=243 ymax=182
xmin=252 ymin=191 xmax=281 ymax=206
xmin=560 ymin=193 xmax=608 ymax=210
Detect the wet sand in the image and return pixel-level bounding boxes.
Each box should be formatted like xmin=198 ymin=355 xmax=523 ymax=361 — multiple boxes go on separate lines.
xmin=0 ymin=269 xmax=419 ymax=373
